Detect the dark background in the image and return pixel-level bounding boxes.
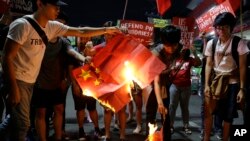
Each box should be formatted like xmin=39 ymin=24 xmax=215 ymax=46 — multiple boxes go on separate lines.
xmin=61 ymin=0 xmax=155 ymax=27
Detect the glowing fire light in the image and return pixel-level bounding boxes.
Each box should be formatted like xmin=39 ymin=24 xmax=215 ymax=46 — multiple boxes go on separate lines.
xmin=146 ymin=123 xmax=163 ymax=141
xmin=82 ymin=88 xmax=115 ymax=112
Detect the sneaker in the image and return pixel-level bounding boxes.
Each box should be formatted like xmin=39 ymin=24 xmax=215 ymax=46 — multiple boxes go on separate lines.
xmin=215 ymin=133 xmax=222 ymax=140
xmin=78 ymin=131 xmax=86 ymax=141
xmin=94 ymin=129 xmax=105 ymax=139
xmin=199 ymin=130 xmax=204 ymax=139
xmin=183 ymin=127 xmax=192 ymax=135
xmin=133 ymin=125 xmax=142 ymax=134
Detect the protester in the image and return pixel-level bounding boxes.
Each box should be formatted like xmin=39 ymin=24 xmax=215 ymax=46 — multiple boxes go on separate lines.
xmin=31 ymin=10 xmax=90 ymax=141
xmin=68 ymin=40 xmax=104 ymax=141
xmin=203 ymin=12 xmax=249 ymax=141
xmin=198 ymin=32 xmax=223 ymax=140
xmin=1 ymin=0 xmax=121 ymax=140
xmin=148 ymin=25 xmax=184 ymax=141
xmin=169 ymin=46 xmax=201 ymax=134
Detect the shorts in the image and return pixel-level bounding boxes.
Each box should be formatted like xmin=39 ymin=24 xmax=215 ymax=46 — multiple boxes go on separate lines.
xmin=215 ymin=84 xmax=239 ymax=122
xmin=32 ymin=87 xmax=65 ymax=108
xmin=72 ymin=94 xmax=96 ymax=111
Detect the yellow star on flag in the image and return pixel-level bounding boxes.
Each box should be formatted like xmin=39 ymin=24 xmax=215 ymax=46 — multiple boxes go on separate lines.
xmin=94 ymin=79 xmax=101 ymax=86
xmin=78 ymin=69 xmax=92 ymax=81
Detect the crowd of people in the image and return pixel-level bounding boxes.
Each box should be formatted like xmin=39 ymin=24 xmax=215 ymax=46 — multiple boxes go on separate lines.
xmin=0 ymin=0 xmax=249 ymax=141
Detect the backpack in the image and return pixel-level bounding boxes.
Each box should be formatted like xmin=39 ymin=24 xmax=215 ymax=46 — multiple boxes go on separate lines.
xmin=212 ymin=36 xmax=250 ymax=88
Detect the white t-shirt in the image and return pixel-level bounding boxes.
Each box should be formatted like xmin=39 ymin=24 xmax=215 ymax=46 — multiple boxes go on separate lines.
xmin=204 ymin=36 xmax=249 ymax=83
xmin=7 ymin=15 xmax=69 ymax=83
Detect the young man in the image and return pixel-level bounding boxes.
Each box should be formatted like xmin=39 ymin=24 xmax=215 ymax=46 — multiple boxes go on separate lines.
xmin=204 ymin=12 xmax=249 ymax=141
xmin=1 ymin=0 xmax=121 ymax=140
xmin=150 ymin=25 xmax=184 ymax=141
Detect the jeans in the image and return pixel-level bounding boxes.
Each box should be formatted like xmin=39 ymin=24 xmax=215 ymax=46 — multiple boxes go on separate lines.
xmin=169 ymin=84 xmax=191 ymax=126
xmin=9 ymin=80 xmax=34 ymax=141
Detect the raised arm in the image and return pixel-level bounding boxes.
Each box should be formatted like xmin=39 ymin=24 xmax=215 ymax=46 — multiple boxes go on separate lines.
xmin=64 ymin=26 xmax=121 ymax=38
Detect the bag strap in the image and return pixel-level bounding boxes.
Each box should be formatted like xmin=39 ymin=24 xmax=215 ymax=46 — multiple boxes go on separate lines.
xmin=231 ymin=36 xmax=241 ymax=66
xmin=212 ymin=38 xmax=218 ymax=61
xmin=23 ymin=16 xmax=48 ymax=46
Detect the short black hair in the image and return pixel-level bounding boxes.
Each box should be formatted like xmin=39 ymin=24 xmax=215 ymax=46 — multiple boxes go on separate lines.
xmin=160 ymin=25 xmax=181 ymax=45
xmin=213 ymin=12 xmax=236 ymax=32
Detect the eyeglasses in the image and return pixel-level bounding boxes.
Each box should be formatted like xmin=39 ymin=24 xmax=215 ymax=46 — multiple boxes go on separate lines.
xmin=214 ymin=25 xmax=229 ymax=31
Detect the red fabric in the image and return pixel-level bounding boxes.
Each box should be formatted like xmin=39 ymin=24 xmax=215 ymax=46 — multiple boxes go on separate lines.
xmin=156 ymin=0 xmax=171 ymax=16
xmin=92 ymin=34 xmax=166 ymax=89
xmin=72 ymin=34 xmax=166 ymax=112
xmin=0 ymin=0 xmax=9 ymax=14
xmin=72 ymin=64 xmax=128 ymax=112
xmin=214 ymin=0 xmax=225 ymax=4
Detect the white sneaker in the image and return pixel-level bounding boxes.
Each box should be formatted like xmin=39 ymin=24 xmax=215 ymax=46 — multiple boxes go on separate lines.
xmin=133 ymin=125 xmax=142 ymax=134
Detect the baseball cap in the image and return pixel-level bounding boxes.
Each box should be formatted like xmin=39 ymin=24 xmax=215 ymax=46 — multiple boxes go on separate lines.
xmin=41 ymin=0 xmax=67 ymax=6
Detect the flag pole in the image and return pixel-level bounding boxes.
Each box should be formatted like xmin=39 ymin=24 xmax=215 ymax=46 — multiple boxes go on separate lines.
xmin=122 ymin=0 xmax=128 ymax=20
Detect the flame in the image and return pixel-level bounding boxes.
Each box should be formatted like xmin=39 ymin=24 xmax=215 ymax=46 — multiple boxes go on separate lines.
xmin=82 ymin=88 xmax=115 ymax=112
xmin=124 ymin=61 xmax=135 ymax=100
xmin=146 ymin=123 xmax=162 ymax=141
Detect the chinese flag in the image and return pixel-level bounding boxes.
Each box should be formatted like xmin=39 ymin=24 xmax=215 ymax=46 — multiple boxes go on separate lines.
xmin=72 ymin=64 xmax=131 ymax=112
xmin=156 ymin=0 xmax=171 ymax=16
xmin=92 ymin=34 xmax=166 ymax=89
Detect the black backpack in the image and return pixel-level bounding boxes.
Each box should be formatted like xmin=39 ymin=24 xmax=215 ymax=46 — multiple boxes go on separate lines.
xmin=212 ymin=36 xmax=250 ymax=88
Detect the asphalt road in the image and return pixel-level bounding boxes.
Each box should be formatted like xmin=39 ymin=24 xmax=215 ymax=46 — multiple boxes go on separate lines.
xmin=57 ymin=88 xmax=244 ymax=141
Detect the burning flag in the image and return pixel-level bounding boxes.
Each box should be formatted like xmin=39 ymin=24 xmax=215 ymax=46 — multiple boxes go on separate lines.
xmin=92 ymin=34 xmax=166 ymax=89
xmin=72 ymin=63 xmax=130 ymax=112
xmin=72 ymin=34 xmax=166 ymax=112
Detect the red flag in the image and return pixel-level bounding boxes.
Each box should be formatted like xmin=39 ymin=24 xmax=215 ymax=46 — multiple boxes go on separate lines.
xmin=72 ymin=64 xmax=130 ymax=112
xmin=214 ymin=0 xmax=225 ymax=4
xmin=156 ymin=0 xmax=171 ymax=16
xmin=93 ymin=34 xmax=166 ymax=89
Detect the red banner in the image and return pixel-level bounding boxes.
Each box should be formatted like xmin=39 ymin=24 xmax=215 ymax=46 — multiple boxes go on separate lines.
xmin=195 ymin=0 xmax=235 ymax=33
xmin=119 ymin=20 xmax=154 ymax=47
xmin=172 ymin=17 xmax=195 ymax=48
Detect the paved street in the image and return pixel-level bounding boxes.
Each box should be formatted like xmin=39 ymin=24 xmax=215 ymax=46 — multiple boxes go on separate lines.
xmin=60 ymin=88 xmax=244 ymax=141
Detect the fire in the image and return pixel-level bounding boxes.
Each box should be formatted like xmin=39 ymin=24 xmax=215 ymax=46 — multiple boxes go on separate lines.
xmin=146 ymin=123 xmax=163 ymax=141
xmin=82 ymin=88 xmax=115 ymax=112
xmin=124 ymin=61 xmax=135 ymax=100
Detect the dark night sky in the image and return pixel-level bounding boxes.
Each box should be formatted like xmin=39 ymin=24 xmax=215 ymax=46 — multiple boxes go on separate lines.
xmin=61 ymin=0 xmax=155 ymax=27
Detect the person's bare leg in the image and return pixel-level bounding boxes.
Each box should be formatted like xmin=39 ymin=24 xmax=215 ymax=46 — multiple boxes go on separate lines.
xmin=204 ymin=97 xmax=216 ymax=141
xmin=134 ymin=94 xmax=142 ymax=133
xmin=35 ymin=108 xmax=47 ymax=141
xmin=223 ymin=121 xmax=231 ymax=141
xmin=89 ymin=109 xmax=99 ymax=128
xmin=104 ymin=109 xmax=112 ymax=138
xmin=53 ymin=104 xmax=64 ymax=140
xmin=118 ymin=107 xmax=126 ymax=139
xmin=127 ymin=101 xmax=134 ymax=121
